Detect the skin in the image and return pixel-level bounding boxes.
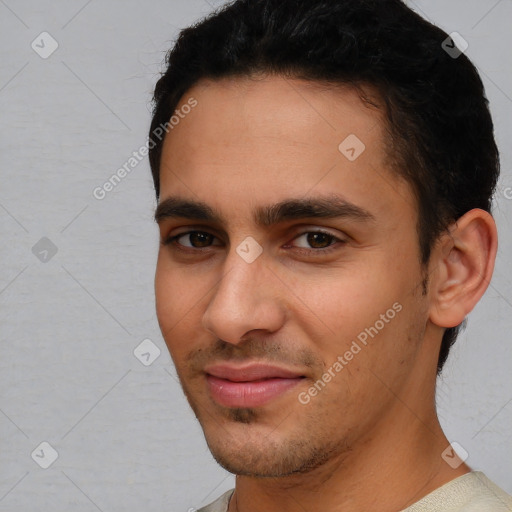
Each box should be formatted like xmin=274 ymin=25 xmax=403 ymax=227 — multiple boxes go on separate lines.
xmin=154 ymin=75 xmax=497 ymax=512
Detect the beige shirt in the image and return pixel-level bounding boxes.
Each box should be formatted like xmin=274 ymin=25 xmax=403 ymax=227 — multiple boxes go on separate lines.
xmin=197 ymin=472 xmax=512 ymax=512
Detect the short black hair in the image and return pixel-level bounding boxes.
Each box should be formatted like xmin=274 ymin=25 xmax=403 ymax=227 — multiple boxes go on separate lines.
xmin=149 ymin=0 xmax=499 ymax=374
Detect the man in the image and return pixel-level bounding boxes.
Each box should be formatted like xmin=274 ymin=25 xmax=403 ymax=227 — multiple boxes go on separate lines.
xmin=149 ymin=0 xmax=512 ymax=510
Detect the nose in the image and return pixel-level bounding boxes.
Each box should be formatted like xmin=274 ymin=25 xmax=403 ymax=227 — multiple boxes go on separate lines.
xmin=201 ymin=247 xmax=286 ymax=344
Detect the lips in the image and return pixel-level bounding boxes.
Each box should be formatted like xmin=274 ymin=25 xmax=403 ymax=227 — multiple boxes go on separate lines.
xmin=205 ymin=363 xmax=305 ymax=408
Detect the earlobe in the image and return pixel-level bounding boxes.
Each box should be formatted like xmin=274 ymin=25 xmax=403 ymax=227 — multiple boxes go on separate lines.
xmin=429 ymin=209 xmax=498 ymax=329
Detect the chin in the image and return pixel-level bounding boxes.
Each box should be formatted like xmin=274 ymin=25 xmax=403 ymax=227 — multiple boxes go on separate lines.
xmin=201 ymin=417 xmax=338 ymax=477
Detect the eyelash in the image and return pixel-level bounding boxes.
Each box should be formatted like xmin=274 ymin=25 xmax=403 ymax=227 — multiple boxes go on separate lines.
xmin=161 ymin=229 xmax=345 ymax=256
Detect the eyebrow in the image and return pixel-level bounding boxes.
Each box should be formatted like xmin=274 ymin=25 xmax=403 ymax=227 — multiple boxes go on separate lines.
xmin=154 ymin=194 xmax=376 ymax=227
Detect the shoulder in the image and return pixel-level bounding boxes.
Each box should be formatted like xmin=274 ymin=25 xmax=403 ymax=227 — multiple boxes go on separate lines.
xmin=197 ymin=489 xmax=234 ymax=512
xmin=403 ymin=472 xmax=512 ymax=512
xmin=460 ymin=473 xmax=512 ymax=512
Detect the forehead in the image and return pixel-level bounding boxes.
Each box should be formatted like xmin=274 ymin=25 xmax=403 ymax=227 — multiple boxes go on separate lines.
xmin=167 ymin=75 xmax=384 ymax=149
xmin=158 ymin=75 xmax=413 ymax=226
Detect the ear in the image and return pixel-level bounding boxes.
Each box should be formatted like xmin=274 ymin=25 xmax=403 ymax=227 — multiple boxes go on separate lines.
xmin=428 ymin=208 xmax=498 ymax=329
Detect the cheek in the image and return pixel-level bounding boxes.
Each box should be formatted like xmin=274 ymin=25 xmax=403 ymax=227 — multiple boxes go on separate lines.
xmin=154 ymin=259 xmax=206 ymax=357
xmin=291 ymin=266 xmax=396 ymax=330
xmin=287 ymin=263 xmax=415 ymax=363
xmin=155 ymin=260 xmax=176 ymax=326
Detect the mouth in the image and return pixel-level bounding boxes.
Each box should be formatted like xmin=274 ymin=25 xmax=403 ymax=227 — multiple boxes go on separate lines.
xmin=204 ymin=362 xmax=306 ymax=408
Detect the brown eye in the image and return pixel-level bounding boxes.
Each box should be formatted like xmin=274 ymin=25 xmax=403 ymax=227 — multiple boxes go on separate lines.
xmin=306 ymin=232 xmax=334 ymax=248
xmin=163 ymin=231 xmax=219 ymax=248
xmin=186 ymin=232 xmax=214 ymax=247
xmin=292 ymin=231 xmax=340 ymax=250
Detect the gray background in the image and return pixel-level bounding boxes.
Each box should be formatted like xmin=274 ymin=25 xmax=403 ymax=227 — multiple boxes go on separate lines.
xmin=0 ymin=0 xmax=511 ymax=510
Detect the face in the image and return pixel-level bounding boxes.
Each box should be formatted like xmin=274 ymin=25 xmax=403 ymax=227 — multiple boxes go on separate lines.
xmin=154 ymin=75 xmax=432 ymax=477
